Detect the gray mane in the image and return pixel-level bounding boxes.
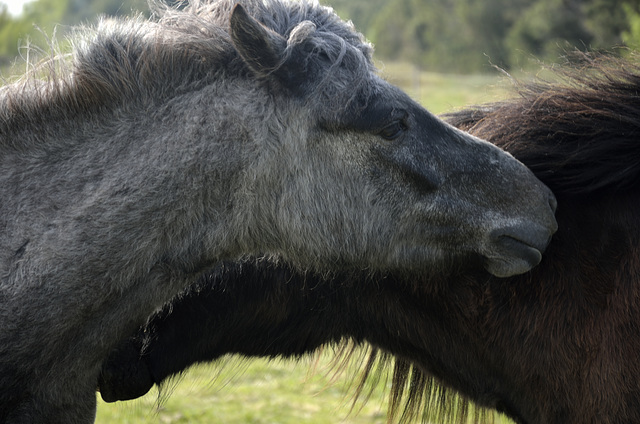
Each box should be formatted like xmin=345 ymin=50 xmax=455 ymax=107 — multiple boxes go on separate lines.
xmin=0 ymin=0 xmax=373 ymax=141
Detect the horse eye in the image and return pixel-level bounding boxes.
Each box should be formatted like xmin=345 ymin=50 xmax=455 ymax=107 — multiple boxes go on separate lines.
xmin=378 ymin=120 xmax=407 ymax=140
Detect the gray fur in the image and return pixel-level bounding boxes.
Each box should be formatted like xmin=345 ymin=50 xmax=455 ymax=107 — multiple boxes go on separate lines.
xmin=0 ymin=0 xmax=556 ymax=422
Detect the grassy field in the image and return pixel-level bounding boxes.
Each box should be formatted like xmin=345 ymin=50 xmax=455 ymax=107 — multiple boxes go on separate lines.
xmin=97 ymin=352 xmax=392 ymax=424
xmin=94 ymin=63 xmax=515 ymax=424
xmin=96 ymin=354 xmax=516 ymax=424
xmin=378 ymin=61 xmax=510 ymax=115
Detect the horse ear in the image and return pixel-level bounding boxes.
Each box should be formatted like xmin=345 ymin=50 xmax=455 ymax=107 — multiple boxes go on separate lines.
xmin=230 ymin=3 xmax=288 ymax=77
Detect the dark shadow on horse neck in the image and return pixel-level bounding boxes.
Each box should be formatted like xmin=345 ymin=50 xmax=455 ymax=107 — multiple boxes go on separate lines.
xmin=106 ymin=184 xmax=640 ymax=423
xmin=98 ymin=160 xmax=640 ymax=424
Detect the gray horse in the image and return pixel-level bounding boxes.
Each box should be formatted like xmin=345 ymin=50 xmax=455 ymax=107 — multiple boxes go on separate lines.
xmin=0 ymin=0 xmax=556 ymax=422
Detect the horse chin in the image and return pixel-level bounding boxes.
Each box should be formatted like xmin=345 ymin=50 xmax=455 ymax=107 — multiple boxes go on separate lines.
xmin=480 ymin=221 xmax=554 ymax=277
xmin=483 ymin=241 xmax=543 ymax=278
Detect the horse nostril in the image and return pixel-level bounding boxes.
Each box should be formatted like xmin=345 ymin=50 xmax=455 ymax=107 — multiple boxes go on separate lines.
xmin=548 ymin=192 xmax=558 ymax=214
xmin=545 ymin=191 xmax=559 ymax=235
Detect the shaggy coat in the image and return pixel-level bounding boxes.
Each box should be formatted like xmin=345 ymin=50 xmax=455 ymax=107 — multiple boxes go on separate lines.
xmin=0 ymin=0 xmax=556 ymax=422
xmin=101 ymin=54 xmax=640 ymax=424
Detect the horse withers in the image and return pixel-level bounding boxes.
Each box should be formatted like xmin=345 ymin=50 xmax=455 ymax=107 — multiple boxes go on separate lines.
xmin=0 ymin=0 xmax=555 ymax=422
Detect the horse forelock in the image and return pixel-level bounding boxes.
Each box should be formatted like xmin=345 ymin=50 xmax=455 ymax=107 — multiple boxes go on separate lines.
xmin=444 ymin=52 xmax=640 ymax=196
xmin=154 ymin=0 xmax=376 ymax=117
xmin=247 ymin=0 xmax=375 ymax=112
xmin=0 ymin=0 xmax=374 ymax=141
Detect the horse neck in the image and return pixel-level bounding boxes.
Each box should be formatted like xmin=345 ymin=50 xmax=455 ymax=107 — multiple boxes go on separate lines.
xmin=464 ymin=192 xmax=640 ymax=423
xmin=331 ymin=191 xmax=640 ymax=424
xmin=143 ymin=264 xmax=351 ymax=381
xmin=537 ymin=192 xmax=640 ymax=302
xmin=0 ymin=81 xmax=256 ymax=280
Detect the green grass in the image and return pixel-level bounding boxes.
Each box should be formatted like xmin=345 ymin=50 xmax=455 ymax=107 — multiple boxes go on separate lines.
xmin=96 ymin=64 xmax=516 ymax=424
xmin=377 ymin=61 xmax=510 ymax=115
xmin=97 ymin=353 xmax=391 ymax=424
xmin=96 ymin=352 xmax=515 ymax=423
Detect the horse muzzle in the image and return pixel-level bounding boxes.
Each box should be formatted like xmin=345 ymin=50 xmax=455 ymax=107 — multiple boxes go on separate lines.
xmin=481 ymin=189 xmax=558 ymax=278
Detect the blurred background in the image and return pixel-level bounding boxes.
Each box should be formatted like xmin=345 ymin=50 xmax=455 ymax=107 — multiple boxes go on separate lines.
xmin=1 ymin=1 xmax=638 ymax=422
xmin=1 ymin=0 xmax=640 ymax=73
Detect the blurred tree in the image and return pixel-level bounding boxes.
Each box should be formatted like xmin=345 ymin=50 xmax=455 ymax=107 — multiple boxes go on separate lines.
xmin=622 ymin=2 xmax=640 ymax=50
xmin=335 ymin=0 xmax=640 ymax=73
xmin=21 ymin=0 xmax=70 ymax=30
xmin=584 ymin=0 xmax=635 ymax=47
xmin=327 ymin=0 xmax=388 ymax=34
xmin=0 ymin=3 xmax=36 ymax=69
xmin=368 ymin=0 xmax=465 ymax=69
xmin=0 ymin=0 xmax=147 ymax=74
xmin=2 ymin=0 xmax=640 ymax=75
xmin=367 ymin=0 xmax=416 ymax=61
xmin=453 ymin=0 xmax=531 ymax=70
xmin=368 ymin=0 xmax=536 ymax=72
xmin=505 ymin=0 xmax=593 ymax=67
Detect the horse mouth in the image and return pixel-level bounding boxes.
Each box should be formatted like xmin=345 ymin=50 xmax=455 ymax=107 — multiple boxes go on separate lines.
xmin=483 ymin=226 xmax=552 ymax=278
xmin=501 ymin=235 xmax=543 ymax=264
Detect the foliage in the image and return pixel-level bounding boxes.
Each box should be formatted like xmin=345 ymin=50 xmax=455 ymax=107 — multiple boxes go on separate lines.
xmin=622 ymin=2 xmax=640 ymax=50
xmin=504 ymin=0 xmax=592 ymax=67
xmin=335 ymin=0 xmax=640 ymax=73
xmin=0 ymin=0 xmax=147 ymax=72
xmin=1 ymin=0 xmax=639 ymax=74
xmin=365 ymin=0 xmax=530 ymax=72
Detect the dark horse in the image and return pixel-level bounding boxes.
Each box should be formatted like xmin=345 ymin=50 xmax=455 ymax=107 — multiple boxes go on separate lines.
xmin=100 ymin=54 xmax=640 ymax=424
xmin=0 ymin=0 xmax=558 ymax=422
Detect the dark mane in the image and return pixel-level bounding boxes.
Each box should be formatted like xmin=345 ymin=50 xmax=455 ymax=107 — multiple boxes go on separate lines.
xmin=444 ymin=53 xmax=640 ymax=196
xmin=362 ymin=54 xmax=640 ymax=423
xmin=0 ymin=0 xmax=372 ymax=140
xmin=336 ymin=296 xmax=495 ymax=424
